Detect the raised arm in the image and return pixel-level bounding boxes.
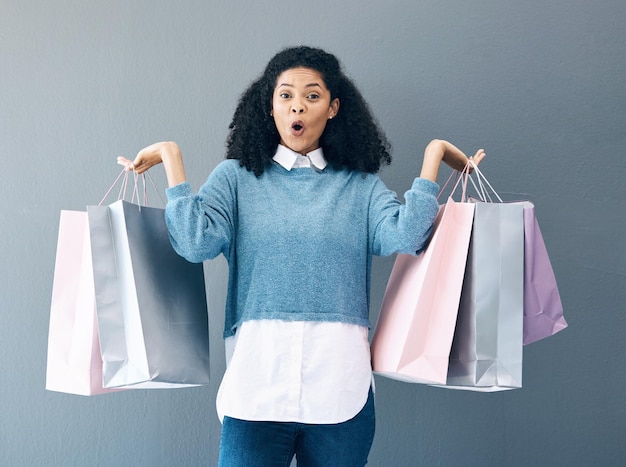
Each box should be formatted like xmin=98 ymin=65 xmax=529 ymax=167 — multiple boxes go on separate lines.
xmin=419 ymin=139 xmax=486 ymax=182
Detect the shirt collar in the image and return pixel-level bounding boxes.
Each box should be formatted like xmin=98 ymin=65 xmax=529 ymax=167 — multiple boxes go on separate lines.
xmin=273 ymin=145 xmax=327 ymax=171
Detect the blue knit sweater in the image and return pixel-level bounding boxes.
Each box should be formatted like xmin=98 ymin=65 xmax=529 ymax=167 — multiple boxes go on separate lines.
xmin=165 ymin=159 xmax=439 ymax=338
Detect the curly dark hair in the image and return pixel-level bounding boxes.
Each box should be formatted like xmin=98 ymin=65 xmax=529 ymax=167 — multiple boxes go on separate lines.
xmin=226 ymin=46 xmax=392 ymax=176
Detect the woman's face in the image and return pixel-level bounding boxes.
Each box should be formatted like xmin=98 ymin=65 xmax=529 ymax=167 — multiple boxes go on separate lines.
xmin=271 ymin=67 xmax=340 ymax=155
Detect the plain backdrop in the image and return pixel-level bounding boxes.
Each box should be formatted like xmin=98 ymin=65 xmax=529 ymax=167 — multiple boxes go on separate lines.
xmin=1 ymin=1 xmax=625 ymax=466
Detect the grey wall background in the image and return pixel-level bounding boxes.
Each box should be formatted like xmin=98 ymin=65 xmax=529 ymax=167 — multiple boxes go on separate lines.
xmin=2 ymin=0 xmax=625 ymax=466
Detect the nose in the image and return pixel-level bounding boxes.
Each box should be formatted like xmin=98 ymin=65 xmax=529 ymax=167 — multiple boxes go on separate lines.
xmin=291 ymin=99 xmax=305 ymax=113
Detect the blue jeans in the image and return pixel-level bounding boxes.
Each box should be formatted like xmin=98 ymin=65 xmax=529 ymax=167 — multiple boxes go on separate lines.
xmin=218 ymin=389 xmax=375 ymax=467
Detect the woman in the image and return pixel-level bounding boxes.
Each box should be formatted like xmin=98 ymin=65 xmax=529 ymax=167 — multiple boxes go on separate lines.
xmin=121 ymin=46 xmax=485 ymax=466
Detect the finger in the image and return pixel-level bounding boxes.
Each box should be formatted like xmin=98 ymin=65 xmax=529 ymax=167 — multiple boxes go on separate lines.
xmin=116 ymin=156 xmax=134 ymax=171
xmin=116 ymin=156 xmax=132 ymax=166
xmin=130 ymin=160 xmax=147 ymax=174
xmin=471 ymin=149 xmax=486 ymax=165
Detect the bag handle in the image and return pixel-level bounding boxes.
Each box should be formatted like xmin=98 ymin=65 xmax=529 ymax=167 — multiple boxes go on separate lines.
xmin=437 ymin=161 xmax=503 ymax=203
xmin=98 ymin=168 xmax=165 ymax=208
xmin=438 ymin=162 xmax=474 ymax=202
xmin=464 ymin=160 xmax=503 ymax=203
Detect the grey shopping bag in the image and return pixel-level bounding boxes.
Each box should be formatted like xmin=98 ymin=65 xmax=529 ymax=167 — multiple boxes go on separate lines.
xmin=88 ymin=200 xmax=210 ymax=389
xmin=441 ymin=201 xmax=525 ymax=391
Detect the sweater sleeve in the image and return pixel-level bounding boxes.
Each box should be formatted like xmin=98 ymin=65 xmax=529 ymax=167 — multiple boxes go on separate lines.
xmin=369 ymin=176 xmax=440 ymax=257
xmin=164 ymin=161 xmax=237 ymax=263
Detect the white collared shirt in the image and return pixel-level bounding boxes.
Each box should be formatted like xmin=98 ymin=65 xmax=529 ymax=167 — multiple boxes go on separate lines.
xmin=272 ymin=144 xmax=328 ymax=171
xmin=215 ymin=146 xmax=373 ymax=424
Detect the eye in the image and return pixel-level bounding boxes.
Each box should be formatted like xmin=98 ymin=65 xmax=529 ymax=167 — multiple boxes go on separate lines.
xmin=279 ymin=92 xmax=291 ymax=99
xmin=307 ymin=93 xmax=320 ymax=100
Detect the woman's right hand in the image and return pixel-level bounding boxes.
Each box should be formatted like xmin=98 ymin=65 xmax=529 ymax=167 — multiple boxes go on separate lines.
xmin=117 ymin=141 xmax=187 ymax=187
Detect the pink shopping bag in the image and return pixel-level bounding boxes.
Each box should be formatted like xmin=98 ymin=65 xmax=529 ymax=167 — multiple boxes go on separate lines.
xmin=371 ymin=196 xmax=475 ymax=384
xmin=46 ymin=210 xmax=119 ymax=395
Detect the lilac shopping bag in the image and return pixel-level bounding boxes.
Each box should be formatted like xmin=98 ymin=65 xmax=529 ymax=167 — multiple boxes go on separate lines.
xmin=521 ymin=202 xmax=567 ymax=344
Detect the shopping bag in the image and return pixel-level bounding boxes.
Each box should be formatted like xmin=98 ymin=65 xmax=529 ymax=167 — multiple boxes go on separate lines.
xmin=520 ymin=202 xmax=567 ymax=344
xmin=46 ymin=210 xmax=119 ymax=395
xmin=462 ymin=165 xmax=566 ymax=345
xmin=88 ymin=199 xmax=210 ymax=389
xmin=371 ymin=196 xmax=475 ymax=384
xmin=441 ymin=200 xmax=525 ymax=391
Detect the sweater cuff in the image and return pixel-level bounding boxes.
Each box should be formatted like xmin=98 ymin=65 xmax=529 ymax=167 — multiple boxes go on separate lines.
xmin=412 ymin=177 xmax=440 ymax=195
xmin=166 ymin=181 xmax=193 ymax=201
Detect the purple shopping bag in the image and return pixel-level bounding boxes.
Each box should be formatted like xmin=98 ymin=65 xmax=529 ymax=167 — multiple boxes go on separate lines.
xmin=521 ymin=202 xmax=567 ymax=345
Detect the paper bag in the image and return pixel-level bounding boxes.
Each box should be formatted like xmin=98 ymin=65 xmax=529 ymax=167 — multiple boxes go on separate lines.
xmin=88 ymin=200 xmax=210 ymax=389
xmin=520 ymin=202 xmax=567 ymax=344
xmin=372 ymin=197 xmax=475 ymax=384
xmin=442 ymin=201 xmax=524 ymax=391
xmin=46 ymin=210 xmax=119 ymax=395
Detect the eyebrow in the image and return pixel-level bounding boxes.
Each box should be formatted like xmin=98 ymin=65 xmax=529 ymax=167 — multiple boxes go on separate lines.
xmin=277 ymin=82 xmax=323 ymax=89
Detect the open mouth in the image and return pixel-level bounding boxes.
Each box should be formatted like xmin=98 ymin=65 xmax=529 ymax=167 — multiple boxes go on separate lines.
xmin=290 ymin=121 xmax=305 ymax=136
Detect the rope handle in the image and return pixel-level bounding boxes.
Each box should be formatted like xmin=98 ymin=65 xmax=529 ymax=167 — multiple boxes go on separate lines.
xmin=437 ymin=162 xmax=472 ymax=202
xmin=466 ymin=160 xmax=503 ymax=203
xmin=437 ymin=160 xmax=502 ymax=203
xmin=97 ymin=166 xmax=165 ymax=208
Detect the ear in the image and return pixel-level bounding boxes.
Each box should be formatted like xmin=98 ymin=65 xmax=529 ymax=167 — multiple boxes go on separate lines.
xmin=329 ymin=98 xmax=340 ymax=119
